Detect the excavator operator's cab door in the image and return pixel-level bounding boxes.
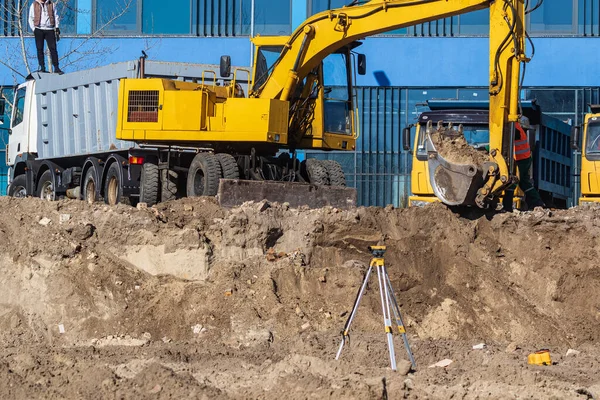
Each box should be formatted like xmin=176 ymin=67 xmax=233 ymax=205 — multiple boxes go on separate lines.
xmin=320 ymin=50 xmax=353 ymax=136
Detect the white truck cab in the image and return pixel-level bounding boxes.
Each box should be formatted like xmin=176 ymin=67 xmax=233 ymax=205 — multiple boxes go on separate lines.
xmin=8 ymin=80 xmax=38 ymax=168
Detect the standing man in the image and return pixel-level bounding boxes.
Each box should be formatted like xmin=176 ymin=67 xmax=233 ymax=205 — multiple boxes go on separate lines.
xmin=502 ymin=117 xmax=545 ymax=211
xmin=28 ymin=0 xmax=63 ymax=74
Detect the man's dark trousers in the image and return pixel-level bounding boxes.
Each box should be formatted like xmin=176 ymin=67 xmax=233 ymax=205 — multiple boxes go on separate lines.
xmin=34 ymin=28 xmax=58 ymax=70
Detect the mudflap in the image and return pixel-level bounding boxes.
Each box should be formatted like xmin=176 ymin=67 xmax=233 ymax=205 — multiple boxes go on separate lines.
xmin=217 ymin=179 xmax=357 ymax=209
xmin=426 ymin=135 xmax=486 ymax=206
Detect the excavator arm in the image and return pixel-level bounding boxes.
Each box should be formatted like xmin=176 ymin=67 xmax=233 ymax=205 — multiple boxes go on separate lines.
xmin=253 ymin=0 xmax=495 ymax=101
xmin=251 ymin=0 xmax=528 ymax=209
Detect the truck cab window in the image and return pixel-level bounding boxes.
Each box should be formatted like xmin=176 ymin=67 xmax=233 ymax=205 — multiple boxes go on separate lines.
xmin=12 ymin=88 xmax=26 ymax=128
xmin=586 ymin=122 xmax=600 ymax=154
xmin=322 ymin=52 xmax=351 ymax=135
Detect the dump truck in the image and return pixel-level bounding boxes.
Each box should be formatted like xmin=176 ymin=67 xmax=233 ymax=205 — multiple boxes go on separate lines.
xmin=571 ymin=105 xmax=600 ymax=205
xmin=406 ymin=100 xmax=573 ymax=209
xmin=7 ymin=0 xmax=530 ymax=209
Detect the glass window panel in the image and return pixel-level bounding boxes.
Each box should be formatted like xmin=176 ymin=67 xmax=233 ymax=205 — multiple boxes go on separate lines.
xmin=253 ymin=0 xmax=291 ymax=35
xmin=57 ymin=0 xmax=77 ymax=34
xmin=529 ymin=0 xmax=575 ymax=33
xmin=12 ymin=87 xmax=26 ymax=127
xmin=96 ymin=0 xmax=138 ymax=33
xmin=458 ymin=9 xmax=488 ymax=35
xmin=143 ymin=0 xmax=189 ymax=34
xmin=310 ymin=0 xmax=348 ymax=15
xmin=578 ymin=0 xmax=599 ymax=35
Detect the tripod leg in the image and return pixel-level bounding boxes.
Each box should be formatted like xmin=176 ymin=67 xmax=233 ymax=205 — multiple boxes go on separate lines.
xmin=335 ymin=265 xmax=373 ymax=360
xmin=377 ymin=264 xmax=397 ymax=371
xmin=385 ymin=270 xmax=417 ymax=370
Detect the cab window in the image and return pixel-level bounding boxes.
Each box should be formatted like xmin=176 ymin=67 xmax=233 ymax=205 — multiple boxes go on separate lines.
xmin=12 ymin=87 xmax=27 ymax=128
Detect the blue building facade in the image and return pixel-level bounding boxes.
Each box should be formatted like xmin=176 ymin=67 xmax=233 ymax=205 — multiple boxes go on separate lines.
xmin=0 ymin=0 xmax=598 ymax=204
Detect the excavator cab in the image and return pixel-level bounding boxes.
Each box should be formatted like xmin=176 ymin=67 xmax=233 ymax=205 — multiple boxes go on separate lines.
xmin=251 ymin=36 xmax=359 ymax=152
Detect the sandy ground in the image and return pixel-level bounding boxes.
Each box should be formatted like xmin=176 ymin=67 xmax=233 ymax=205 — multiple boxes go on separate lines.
xmin=0 ymin=197 xmax=599 ymax=399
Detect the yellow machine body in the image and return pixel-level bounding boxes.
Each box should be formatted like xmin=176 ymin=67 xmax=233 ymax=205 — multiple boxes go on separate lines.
xmin=116 ymin=79 xmax=289 ymax=146
xmin=579 ymin=112 xmax=600 ymax=204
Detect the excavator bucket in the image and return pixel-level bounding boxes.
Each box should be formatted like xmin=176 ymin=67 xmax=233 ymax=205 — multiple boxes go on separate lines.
xmin=425 ymin=124 xmax=491 ymax=207
xmin=217 ymin=179 xmax=357 ymax=209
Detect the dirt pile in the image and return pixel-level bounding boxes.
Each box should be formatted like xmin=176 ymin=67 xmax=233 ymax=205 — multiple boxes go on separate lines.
xmin=430 ymin=128 xmax=490 ymax=166
xmin=0 ymin=197 xmax=599 ymax=398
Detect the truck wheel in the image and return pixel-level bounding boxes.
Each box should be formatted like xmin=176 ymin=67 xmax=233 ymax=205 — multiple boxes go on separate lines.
xmin=83 ymin=167 xmax=100 ymax=203
xmin=306 ymin=159 xmax=329 ymax=185
xmin=216 ymin=153 xmax=240 ymax=179
xmin=140 ymin=162 xmax=159 ymax=206
xmin=36 ymin=170 xmax=56 ymax=201
xmin=161 ymin=169 xmax=178 ymax=202
xmin=8 ymin=175 xmax=27 ymax=198
xmin=323 ymin=160 xmax=346 ymax=187
xmin=186 ymin=153 xmax=222 ymax=197
xmin=104 ymin=163 xmax=123 ymax=205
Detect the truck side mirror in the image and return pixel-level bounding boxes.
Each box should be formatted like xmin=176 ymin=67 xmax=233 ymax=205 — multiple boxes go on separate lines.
xmin=571 ymin=125 xmax=580 ymax=150
xmin=357 ymin=54 xmax=366 ymax=76
xmin=220 ymin=55 xmax=231 ymax=78
xmin=403 ymin=126 xmax=412 ymax=151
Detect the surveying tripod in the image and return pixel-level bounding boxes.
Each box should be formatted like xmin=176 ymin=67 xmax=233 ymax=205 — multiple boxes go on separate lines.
xmin=335 ymin=245 xmax=416 ymax=371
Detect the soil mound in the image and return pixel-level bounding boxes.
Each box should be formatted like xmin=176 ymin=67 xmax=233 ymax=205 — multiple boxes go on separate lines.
xmin=0 ymin=197 xmax=599 ymax=398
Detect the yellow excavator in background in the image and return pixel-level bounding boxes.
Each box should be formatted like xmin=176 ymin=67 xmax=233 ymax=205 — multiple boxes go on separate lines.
xmin=572 ymin=105 xmax=600 ymax=205
xmin=9 ymin=0 xmax=529 ymax=209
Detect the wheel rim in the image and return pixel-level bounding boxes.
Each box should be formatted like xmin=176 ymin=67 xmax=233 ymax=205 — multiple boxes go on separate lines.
xmin=40 ymin=181 xmax=55 ymax=201
xmin=193 ymin=169 xmax=205 ymax=196
xmin=86 ymin=179 xmax=96 ymax=203
xmin=107 ymin=176 xmax=118 ymax=205
xmin=13 ymin=186 xmax=26 ymax=198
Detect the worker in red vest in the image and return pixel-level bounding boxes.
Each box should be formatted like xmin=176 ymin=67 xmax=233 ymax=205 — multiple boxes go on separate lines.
xmin=502 ymin=117 xmax=545 ymax=211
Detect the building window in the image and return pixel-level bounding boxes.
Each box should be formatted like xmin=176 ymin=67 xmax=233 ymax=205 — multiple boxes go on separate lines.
xmin=529 ymin=0 xmax=577 ymax=34
xmin=143 ymin=0 xmax=190 ymax=34
xmin=59 ymin=0 xmax=78 ymax=35
xmin=458 ymin=9 xmax=488 ymax=35
xmin=95 ymin=0 xmax=139 ymax=33
xmin=309 ymin=0 xmax=348 ymax=15
xmin=253 ymin=0 xmax=291 ymax=35
xmin=578 ymin=0 xmax=600 ymax=36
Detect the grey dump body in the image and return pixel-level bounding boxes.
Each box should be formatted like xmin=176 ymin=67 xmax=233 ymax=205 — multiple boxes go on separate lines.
xmin=33 ymin=61 xmax=239 ymax=160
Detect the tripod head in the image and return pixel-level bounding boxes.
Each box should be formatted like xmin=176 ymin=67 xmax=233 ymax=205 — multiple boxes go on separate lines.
xmin=368 ymin=245 xmax=386 ymax=258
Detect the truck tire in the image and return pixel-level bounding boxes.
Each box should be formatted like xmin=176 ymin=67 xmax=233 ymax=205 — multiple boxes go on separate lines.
xmin=216 ymin=153 xmax=240 ymax=179
xmin=306 ymin=159 xmax=329 ymax=185
xmin=104 ymin=163 xmax=123 ymax=205
xmin=83 ymin=167 xmax=100 ymax=203
xmin=186 ymin=153 xmax=222 ymax=197
xmin=8 ymin=175 xmax=27 ymax=198
xmin=161 ymin=169 xmax=178 ymax=202
xmin=323 ymin=160 xmax=346 ymax=187
xmin=140 ymin=162 xmax=159 ymax=206
xmin=36 ymin=170 xmax=56 ymax=201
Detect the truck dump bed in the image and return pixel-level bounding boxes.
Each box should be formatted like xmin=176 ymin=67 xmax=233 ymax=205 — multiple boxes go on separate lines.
xmin=33 ymin=61 xmax=235 ymax=160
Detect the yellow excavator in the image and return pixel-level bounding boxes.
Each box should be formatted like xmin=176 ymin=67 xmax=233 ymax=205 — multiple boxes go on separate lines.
xmin=8 ymin=0 xmax=529 ymax=209
xmin=572 ymin=105 xmax=600 ymax=205
xmin=116 ymin=0 xmax=529 ymax=208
